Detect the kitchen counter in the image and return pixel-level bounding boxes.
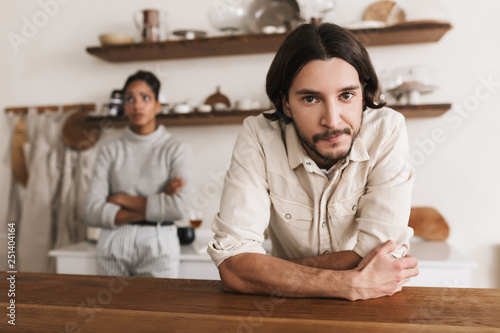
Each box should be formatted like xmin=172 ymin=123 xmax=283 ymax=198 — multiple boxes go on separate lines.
xmin=1 ymin=272 xmax=498 ymax=332
xmin=49 ymin=234 xmax=476 ymax=287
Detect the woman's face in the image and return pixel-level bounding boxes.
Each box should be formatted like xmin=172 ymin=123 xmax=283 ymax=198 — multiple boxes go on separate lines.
xmin=124 ymin=80 xmax=160 ymax=134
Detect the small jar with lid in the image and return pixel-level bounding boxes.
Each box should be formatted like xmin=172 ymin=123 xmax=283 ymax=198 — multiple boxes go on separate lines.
xmin=107 ymin=89 xmax=124 ymax=116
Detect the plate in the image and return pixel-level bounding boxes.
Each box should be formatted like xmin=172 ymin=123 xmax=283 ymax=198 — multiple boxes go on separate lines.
xmin=246 ymin=0 xmax=301 ymax=34
xmin=387 ymin=83 xmax=437 ymax=94
xmin=172 ymin=30 xmax=207 ymax=40
xmin=343 ymin=20 xmax=386 ymax=30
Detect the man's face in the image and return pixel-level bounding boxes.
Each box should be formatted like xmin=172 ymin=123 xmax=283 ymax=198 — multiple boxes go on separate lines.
xmin=284 ymin=58 xmax=364 ymax=169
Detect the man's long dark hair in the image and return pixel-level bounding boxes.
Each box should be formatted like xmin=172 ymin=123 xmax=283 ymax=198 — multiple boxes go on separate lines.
xmin=265 ymin=23 xmax=384 ymax=123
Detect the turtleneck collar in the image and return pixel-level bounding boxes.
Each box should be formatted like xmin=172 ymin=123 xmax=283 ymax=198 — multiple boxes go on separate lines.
xmin=123 ymin=124 xmax=170 ymax=143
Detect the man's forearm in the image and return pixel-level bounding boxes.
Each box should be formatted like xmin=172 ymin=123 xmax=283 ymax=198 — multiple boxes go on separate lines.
xmin=288 ymin=250 xmax=362 ymax=270
xmin=218 ymin=253 xmax=352 ymax=299
xmin=218 ymin=241 xmax=419 ymax=301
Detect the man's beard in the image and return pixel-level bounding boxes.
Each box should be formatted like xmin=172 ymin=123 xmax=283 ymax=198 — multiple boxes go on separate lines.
xmin=293 ymin=124 xmax=360 ymax=167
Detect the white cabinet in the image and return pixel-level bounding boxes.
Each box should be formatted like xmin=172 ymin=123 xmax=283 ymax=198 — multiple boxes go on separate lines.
xmin=49 ymin=228 xmax=219 ymax=280
xmin=405 ymin=239 xmax=477 ymax=288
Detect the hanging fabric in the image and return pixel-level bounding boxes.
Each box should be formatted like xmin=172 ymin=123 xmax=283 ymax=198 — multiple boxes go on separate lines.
xmin=0 ymin=112 xmax=23 ymax=271
xmin=11 ymin=116 xmax=29 ymax=187
xmin=52 ymin=145 xmax=96 ymax=249
xmin=17 ymin=111 xmax=62 ymax=272
xmin=3 ymin=112 xmax=23 ymax=223
xmin=4 ymin=103 xmax=99 ymax=273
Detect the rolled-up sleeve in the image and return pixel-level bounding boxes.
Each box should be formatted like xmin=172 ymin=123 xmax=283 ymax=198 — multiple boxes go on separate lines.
xmin=207 ymin=119 xmax=270 ymax=267
xmin=145 ymin=142 xmax=193 ymax=222
xmin=82 ymin=147 xmax=119 ymax=229
xmin=353 ymin=115 xmax=415 ymax=258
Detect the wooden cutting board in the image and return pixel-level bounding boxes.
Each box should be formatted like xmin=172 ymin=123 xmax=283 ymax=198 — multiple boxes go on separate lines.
xmin=61 ymin=112 xmax=101 ymax=150
xmin=409 ymin=207 xmax=450 ymax=241
xmin=363 ymin=0 xmax=406 ymax=26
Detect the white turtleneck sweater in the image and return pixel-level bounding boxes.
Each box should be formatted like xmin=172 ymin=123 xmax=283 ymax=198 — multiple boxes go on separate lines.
xmin=82 ymin=125 xmax=193 ymax=229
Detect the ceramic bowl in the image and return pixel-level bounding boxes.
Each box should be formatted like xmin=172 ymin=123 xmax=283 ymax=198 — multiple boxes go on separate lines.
xmin=99 ymin=33 xmax=134 ymax=46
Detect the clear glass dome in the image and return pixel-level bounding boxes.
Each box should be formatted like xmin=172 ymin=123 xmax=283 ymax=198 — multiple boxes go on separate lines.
xmin=207 ymin=0 xmax=252 ymax=34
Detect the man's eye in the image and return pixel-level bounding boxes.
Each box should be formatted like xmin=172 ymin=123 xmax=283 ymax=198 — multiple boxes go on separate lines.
xmin=340 ymin=92 xmax=354 ymax=100
xmin=303 ymin=96 xmax=318 ymax=103
xmin=143 ymin=95 xmax=151 ymax=102
xmin=125 ymin=97 xmax=135 ymax=103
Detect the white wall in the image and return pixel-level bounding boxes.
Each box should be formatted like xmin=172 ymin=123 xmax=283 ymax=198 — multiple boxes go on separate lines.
xmin=1 ymin=0 xmax=499 ymax=288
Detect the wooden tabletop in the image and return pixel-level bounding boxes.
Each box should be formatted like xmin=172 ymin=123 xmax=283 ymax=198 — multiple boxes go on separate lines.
xmin=1 ymin=272 xmax=499 ymax=332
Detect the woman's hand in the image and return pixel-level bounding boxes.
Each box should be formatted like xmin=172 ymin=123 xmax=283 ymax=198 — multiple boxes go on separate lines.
xmin=107 ymin=193 xmax=125 ymax=206
xmin=107 ymin=193 xmax=146 ymax=215
xmin=164 ymin=177 xmax=185 ymax=196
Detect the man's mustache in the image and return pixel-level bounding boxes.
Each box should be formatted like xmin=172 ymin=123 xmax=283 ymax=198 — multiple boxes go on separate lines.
xmin=313 ymin=128 xmax=352 ymax=143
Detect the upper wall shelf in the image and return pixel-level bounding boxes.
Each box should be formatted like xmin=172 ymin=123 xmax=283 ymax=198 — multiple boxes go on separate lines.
xmin=86 ymin=104 xmax=451 ymax=127
xmin=86 ymin=21 xmax=452 ymax=63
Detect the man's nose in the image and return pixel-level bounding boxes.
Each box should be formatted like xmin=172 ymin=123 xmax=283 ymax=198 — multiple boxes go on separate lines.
xmin=320 ymin=100 xmax=342 ymax=127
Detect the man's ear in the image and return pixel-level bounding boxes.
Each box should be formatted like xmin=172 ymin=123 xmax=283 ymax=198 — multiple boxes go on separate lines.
xmin=281 ymin=93 xmax=292 ymax=118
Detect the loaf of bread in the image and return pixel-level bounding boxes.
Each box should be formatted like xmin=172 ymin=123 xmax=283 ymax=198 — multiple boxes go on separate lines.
xmin=408 ymin=207 xmax=450 ymax=241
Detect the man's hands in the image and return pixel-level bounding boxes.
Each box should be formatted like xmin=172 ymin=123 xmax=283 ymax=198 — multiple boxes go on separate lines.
xmin=346 ymin=240 xmax=419 ymax=301
xmin=164 ymin=176 xmax=185 ymax=196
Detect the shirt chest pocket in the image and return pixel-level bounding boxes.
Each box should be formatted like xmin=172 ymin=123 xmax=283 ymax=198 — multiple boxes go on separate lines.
xmin=270 ymin=194 xmax=313 ymax=231
xmin=329 ymin=193 xmax=362 ymax=225
xmin=328 ymin=194 xmax=362 ymax=248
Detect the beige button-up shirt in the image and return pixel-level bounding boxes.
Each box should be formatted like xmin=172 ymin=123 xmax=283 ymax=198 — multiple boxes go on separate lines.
xmin=208 ymin=107 xmax=414 ymax=267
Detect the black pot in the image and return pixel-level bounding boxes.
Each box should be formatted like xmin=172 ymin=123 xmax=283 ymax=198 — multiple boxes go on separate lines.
xmin=177 ymin=226 xmax=195 ymax=245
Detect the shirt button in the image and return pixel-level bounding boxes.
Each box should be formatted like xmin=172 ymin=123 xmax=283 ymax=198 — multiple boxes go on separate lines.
xmin=322 ymin=221 xmax=326 ymax=228
xmin=305 ymin=161 xmax=311 ymax=166
xmin=323 ymin=250 xmax=329 ymax=254
xmin=285 ymin=213 xmax=291 ymax=219
xmin=352 ymin=205 xmax=357 ymax=211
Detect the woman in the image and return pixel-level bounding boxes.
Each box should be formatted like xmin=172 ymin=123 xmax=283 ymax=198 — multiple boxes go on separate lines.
xmin=83 ymin=70 xmax=193 ymax=277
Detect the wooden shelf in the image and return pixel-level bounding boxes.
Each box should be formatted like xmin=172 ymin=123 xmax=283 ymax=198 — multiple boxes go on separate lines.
xmin=393 ymin=103 xmax=451 ymax=118
xmin=86 ymin=104 xmax=451 ymax=127
xmin=86 ymin=21 xmax=452 ymax=63
xmin=86 ymin=110 xmax=264 ymax=127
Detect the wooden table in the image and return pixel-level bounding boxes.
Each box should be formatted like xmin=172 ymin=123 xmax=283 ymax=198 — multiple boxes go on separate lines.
xmin=1 ymin=272 xmax=499 ymax=332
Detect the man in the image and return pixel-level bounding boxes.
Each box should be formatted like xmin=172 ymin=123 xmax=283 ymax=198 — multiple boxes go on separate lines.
xmin=207 ymin=23 xmax=418 ymax=301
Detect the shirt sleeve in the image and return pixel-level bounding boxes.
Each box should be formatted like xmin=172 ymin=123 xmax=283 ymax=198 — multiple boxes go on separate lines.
xmin=207 ymin=119 xmax=269 ymax=267
xmin=81 ymin=147 xmax=120 ymax=229
xmin=145 ymin=141 xmax=194 ymax=222
xmin=353 ymin=115 xmax=415 ymax=258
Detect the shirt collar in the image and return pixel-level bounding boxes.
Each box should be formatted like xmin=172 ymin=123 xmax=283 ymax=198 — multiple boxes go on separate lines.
xmin=284 ymin=122 xmax=370 ymax=171
xmin=285 ymin=122 xmax=309 ymax=170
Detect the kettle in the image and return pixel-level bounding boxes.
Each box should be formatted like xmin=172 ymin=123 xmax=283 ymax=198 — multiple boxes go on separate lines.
xmin=134 ymin=9 xmax=167 ymax=42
